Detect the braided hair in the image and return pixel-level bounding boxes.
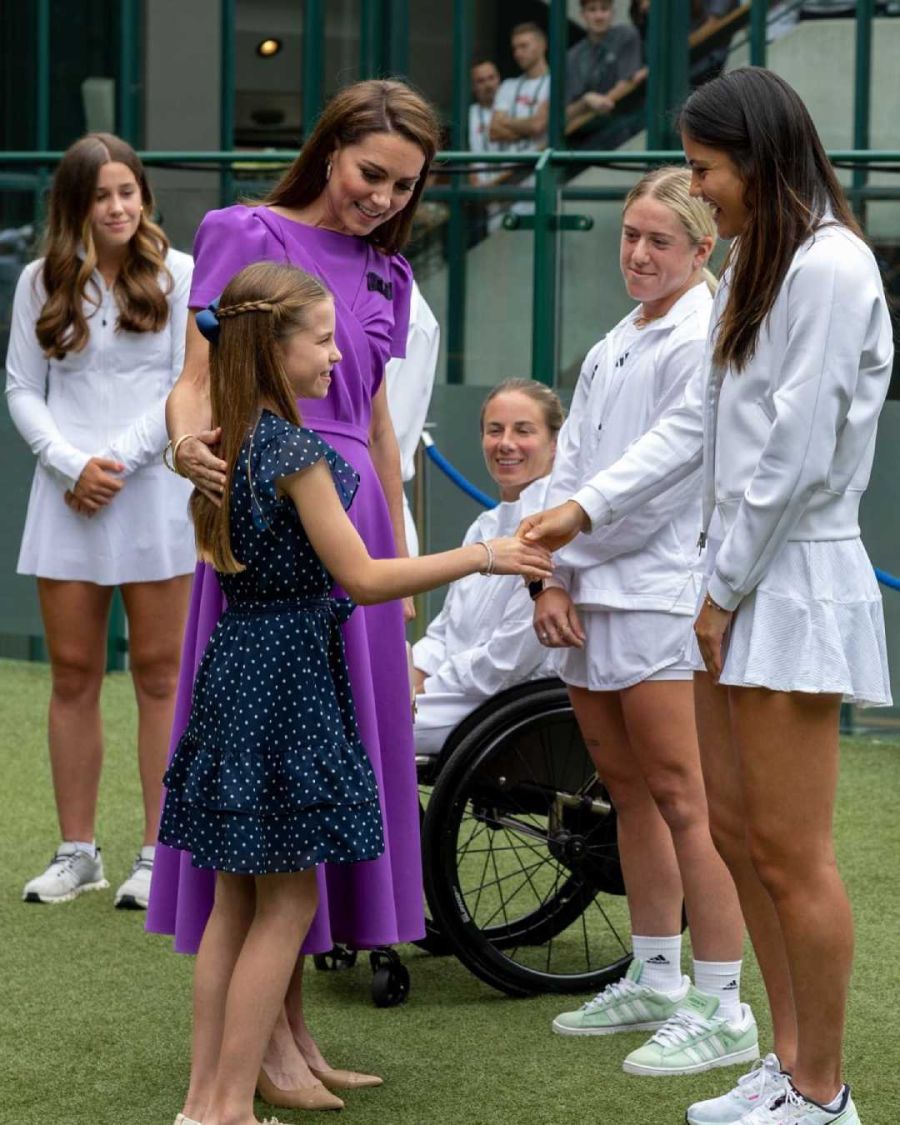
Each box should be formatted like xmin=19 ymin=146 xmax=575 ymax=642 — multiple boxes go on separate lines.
xmin=192 ymin=262 xmax=332 ymax=572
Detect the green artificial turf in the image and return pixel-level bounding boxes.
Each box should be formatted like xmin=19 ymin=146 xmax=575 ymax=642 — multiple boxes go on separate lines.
xmin=1 ymin=657 xmax=899 ymax=1125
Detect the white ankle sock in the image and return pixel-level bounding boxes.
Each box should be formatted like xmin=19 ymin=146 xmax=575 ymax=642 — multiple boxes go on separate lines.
xmin=692 ymin=958 xmax=743 ymax=1022
xmin=69 ymin=840 xmax=97 ymax=858
xmin=820 ymin=1085 xmax=847 ymax=1113
xmin=632 ymin=934 xmax=683 ymax=993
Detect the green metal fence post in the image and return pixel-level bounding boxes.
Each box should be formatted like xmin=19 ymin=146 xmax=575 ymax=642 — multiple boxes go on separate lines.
xmin=531 ymin=150 xmax=559 ymax=386
xmin=385 ymin=0 xmax=409 ymax=76
xmin=359 ymin=0 xmax=386 ymax=79
xmin=853 ymin=0 xmax=874 ymax=223
xmin=646 ymin=0 xmax=690 ymax=150
xmin=749 ymin=0 xmax=768 ymax=68
xmin=547 ymin=0 xmax=567 ymax=150
xmin=668 ymin=0 xmax=691 ymax=130
xmin=117 ymin=0 xmax=141 ymax=144
xmin=302 ymin=0 xmax=325 ymax=139
xmin=219 ymin=0 xmax=236 ymax=207
xmin=446 ymin=0 xmax=473 ymax=385
xmin=106 ymin=590 xmax=127 ymax=673
xmin=34 ymin=0 xmax=50 ymax=226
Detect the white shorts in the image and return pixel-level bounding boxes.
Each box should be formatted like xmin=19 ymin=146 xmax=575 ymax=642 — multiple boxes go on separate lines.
xmin=554 ymin=608 xmax=694 ymax=693
xmin=691 ymin=537 xmax=892 ymax=706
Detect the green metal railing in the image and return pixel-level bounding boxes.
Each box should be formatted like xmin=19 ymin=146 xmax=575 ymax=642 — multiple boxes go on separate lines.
xmin=3 ymin=0 xmax=899 ymax=667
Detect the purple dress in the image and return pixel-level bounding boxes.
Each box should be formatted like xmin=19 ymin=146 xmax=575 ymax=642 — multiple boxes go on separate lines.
xmin=146 ymin=205 xmax=424 ymax=953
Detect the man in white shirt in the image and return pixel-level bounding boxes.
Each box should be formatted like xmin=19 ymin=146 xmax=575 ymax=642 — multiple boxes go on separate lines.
xmin=468 ymin=58 xmax=501 ymax=185
xmin=489 ymin=23 xmax=551 ymax=152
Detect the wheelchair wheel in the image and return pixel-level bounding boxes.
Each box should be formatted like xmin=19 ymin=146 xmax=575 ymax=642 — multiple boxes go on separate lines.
xmin=422 ymin=680 xmax=631 ymax=998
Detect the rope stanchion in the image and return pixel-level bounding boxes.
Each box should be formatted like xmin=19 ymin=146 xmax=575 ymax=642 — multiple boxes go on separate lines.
xmin=875 ymin=567 xmax=900 ymax=591
xmin=421 ymin=433 xmax=496 ymax=509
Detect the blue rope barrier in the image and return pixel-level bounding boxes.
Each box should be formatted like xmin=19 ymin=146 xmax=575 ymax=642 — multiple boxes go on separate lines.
xmin=420 ymin=438 xmax=900 ymax=591
xmin=421 ymin=434 xmax=496 ymax=509
xmin=875 ymin=567 xmax=900 ymax=591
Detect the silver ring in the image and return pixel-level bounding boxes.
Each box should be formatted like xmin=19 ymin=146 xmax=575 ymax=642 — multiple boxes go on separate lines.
xmin=540 ymin=632 xmax=549 ymax=642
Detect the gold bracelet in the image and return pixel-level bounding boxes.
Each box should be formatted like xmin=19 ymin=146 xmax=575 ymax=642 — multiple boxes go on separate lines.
xmin=704 ymin=591 xmax=727 ymax=613
xmin=170 ymin=434 xmax=195 ymax=478
xmin=162 ymin=440 xmax=176 ymax=473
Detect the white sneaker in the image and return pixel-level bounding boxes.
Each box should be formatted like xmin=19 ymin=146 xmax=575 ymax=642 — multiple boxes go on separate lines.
xmin=114 ymin=845 xmax=155 ymax=909
xmin=687 ymin=1054 xmax=788 ymax=1123
xmin=22 ymin=843 xmax=108 ymax=904
xmin=739 ymin=1083 xmax=860 ymax=1124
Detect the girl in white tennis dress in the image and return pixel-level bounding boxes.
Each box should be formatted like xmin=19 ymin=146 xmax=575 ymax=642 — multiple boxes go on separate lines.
xmin=542 ymin=168 xmax=752 ymax=1079
xmin=6 ymin=133 xmax=194 ymax=911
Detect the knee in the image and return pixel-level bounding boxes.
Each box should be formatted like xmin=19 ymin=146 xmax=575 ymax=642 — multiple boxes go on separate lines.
xmin=642 ymin=767 xmax=702 ymax=835
xmin=50 ymin=652 xmax=103 ymax=706
xmin=706 ymin=804 xmax=748 ymax=870
xmin=745 ymin=826 xmax=833 ymax=902
xmin=130 ymin=650 xmax=180 ymax=702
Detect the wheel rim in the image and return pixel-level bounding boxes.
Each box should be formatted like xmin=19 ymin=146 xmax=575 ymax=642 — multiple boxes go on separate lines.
xmin=430 ymin=702 xmax=632 ymax=991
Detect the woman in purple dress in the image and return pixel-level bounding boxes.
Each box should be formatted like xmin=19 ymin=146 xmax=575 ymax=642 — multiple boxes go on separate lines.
xmin=147 ymin=80 xmax=441 ymax=1108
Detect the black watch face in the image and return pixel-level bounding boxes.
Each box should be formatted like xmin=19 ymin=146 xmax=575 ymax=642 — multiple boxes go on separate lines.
xmin=528 ymin=580 xmax=545 ymax=599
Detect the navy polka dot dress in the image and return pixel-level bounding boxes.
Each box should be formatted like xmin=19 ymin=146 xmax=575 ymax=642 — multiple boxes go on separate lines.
xmin=159 ymin=411 xmax=385 ymax=875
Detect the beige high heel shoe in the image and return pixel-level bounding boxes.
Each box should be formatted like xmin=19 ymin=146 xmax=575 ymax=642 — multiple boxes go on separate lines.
xmin=309 ymin=1066 xmax=383 ymax=1091
xmin=256 ymin=1067 xmax=345 ymax=1111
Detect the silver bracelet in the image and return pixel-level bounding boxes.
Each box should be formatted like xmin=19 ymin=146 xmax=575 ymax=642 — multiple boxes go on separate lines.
xmin=478 ymin=541 xmax=494 ymax=576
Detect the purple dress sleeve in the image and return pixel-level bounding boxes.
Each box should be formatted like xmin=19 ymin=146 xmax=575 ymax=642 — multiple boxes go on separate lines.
xmin=188 ymin=206 xmax=288 ymax=309
xmin=388 ymin=253 xmax=414 ymax=361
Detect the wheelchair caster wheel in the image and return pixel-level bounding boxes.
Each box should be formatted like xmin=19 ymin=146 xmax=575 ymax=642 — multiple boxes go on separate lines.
xmin=369 ymin=949 xmax=410 ymax=1007
xmin=314 ymin=944 xmax=358 ymax=972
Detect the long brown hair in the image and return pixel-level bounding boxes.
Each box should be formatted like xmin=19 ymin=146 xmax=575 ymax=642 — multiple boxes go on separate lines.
xmin=262 ymin=79 xmax=441 ymax=256
xmin=36 ymin=133 xmax=172 ymax=359
xmin=624 ymin=166 xmax=718 ymax=295
xmin=192 ymin=262 xmax=332 ymax=573
xmin=678 ymin=68 xmax=861 ymax=372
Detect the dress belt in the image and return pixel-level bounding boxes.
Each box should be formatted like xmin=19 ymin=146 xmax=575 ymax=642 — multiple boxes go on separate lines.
xmin=224 ymin=595 xmax=355 ymax=624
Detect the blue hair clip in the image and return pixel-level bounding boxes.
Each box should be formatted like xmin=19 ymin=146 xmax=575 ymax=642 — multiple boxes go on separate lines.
xmin=196 ymin=298 xmax=220 ymax=344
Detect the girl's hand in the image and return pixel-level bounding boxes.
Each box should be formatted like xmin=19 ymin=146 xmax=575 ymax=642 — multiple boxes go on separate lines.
xmin=517 ymin=500 xmax=590 ymax=552
xmin=175 ymin=428 xmax=226 ymax=505
xmin=693 ymin=598 xmax=733 ymax=683
xmin=533 ymin=587 xmax=585 ymax=648
xmin=72 ymin=457 xmax=125 ymax=510
xmin=403 ymin=596 xmax=416 ymax=622
xmin=486 ymin=537 xmax=553 ymax=580
xmin=64 ymin=490 xmax=96 ymax=517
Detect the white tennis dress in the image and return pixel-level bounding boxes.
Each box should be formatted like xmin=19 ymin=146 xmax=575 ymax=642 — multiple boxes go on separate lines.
xmin=5 ymin=250 xmax=195 ymax=585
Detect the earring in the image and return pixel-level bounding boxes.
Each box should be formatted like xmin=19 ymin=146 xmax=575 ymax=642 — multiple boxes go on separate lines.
xmin=325 ymin=161 xmax=332 ymax=181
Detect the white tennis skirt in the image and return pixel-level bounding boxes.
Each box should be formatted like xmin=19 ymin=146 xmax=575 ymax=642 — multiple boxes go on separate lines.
xmin=554 ymin=607 xmax=694 ymax=692
xmin=691 ymin=537 xmax=892 ymax=706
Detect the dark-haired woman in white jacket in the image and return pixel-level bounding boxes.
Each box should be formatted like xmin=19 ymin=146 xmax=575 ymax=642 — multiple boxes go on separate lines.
xmin=522 ymin=69 xmax=892 ymax=1125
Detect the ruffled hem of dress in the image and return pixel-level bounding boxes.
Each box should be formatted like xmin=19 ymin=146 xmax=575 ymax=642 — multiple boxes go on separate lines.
xmin=689 ymin=587 xmax=893 ymax=707
xmin=164 ymin=732 xmax=380 ymax=815
xmin=158 ymin=795 xmax=385 ymax=875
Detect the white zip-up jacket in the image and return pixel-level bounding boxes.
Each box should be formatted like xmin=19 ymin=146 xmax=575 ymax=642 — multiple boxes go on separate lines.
xmin=548 ymin=283 xmax=712 ymax=613
xmin=572 ymin=223 xmax=894 ymax=612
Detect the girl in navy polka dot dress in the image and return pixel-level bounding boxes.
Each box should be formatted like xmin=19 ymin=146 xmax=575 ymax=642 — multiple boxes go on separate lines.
xmin=159 ymin=261 xmax=552 ymax=1125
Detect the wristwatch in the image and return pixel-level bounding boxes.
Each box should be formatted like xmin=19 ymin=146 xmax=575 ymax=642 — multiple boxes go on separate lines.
xmin=528 ymin=579 xmax=547 ymax=601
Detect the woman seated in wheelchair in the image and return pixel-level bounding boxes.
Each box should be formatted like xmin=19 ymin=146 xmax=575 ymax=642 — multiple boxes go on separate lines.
xmin=411 ymin=378 xmax=563 ymax=757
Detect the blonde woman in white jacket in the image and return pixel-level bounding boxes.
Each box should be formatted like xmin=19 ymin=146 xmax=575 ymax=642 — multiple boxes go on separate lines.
xmin=522 ymin=70 xmax=892 ymax=1125
xmin=543 ymin=168 xmax=752 ymax=1079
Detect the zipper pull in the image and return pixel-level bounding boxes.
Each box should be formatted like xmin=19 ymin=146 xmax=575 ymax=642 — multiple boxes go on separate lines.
xmin=697 ymin=531 xmax=707 ymax=554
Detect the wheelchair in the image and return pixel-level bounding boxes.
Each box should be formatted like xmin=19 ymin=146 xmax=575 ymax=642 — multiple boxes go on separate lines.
xmin=315 ymin=678 xmax=631 ymax=1004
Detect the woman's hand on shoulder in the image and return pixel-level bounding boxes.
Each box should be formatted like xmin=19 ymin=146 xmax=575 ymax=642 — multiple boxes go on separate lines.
xmin=517 ymin=501 xmax=590 ymax=552
xmin=533 ymin=587 xmax=585 ymax=649
xmin=174 ymin=428 xmax=226 ymax=505
xmin=485 ymin=537 xmax=553 ymax=581
xmin=71 ymin=456 xmax=125 ymax=512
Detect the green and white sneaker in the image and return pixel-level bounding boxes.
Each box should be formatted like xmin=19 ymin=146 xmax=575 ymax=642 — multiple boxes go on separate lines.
xmin=622 ymin=988 xmax=758 ymax=1076
xmin=551 ymin=958 xmax=690 ymax=1036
